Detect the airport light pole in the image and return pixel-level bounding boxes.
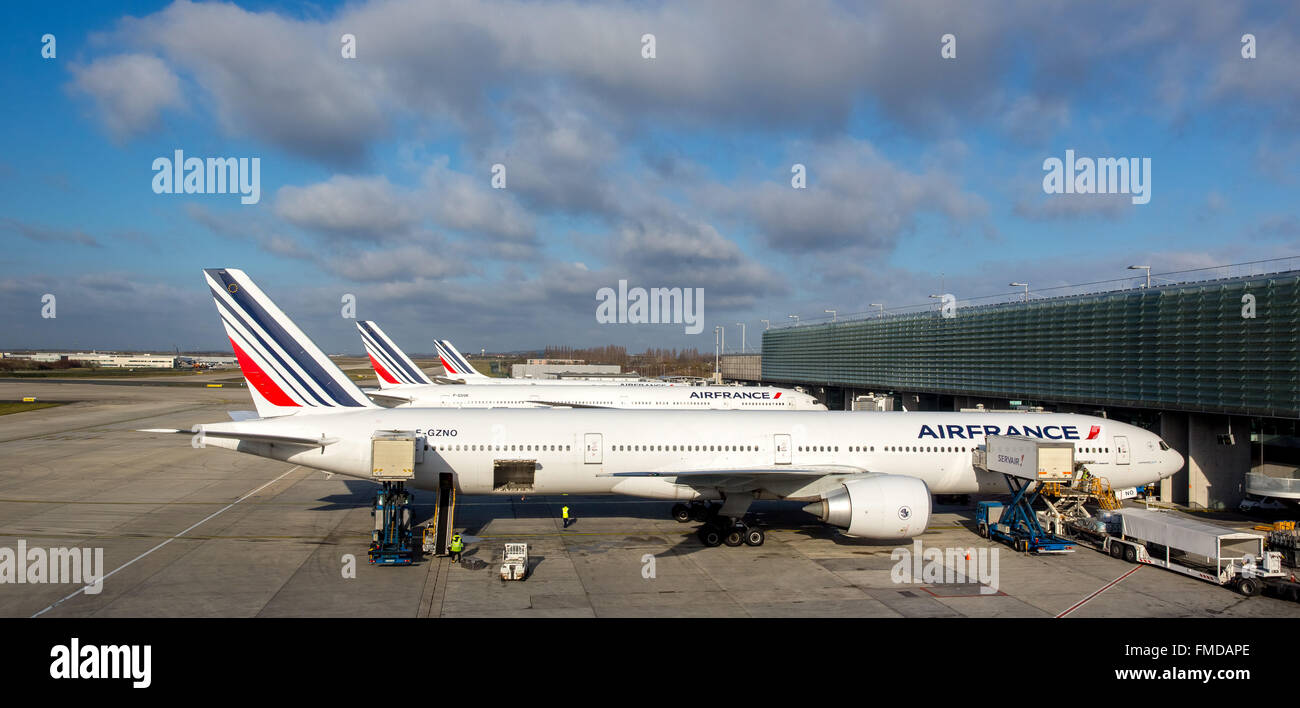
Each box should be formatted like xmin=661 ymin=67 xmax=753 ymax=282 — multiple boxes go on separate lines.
xmin=870 ymin=303 xmax=884 ymax=318
xmin=824 ymin=309 xmax=837 ymax=322
xmin=713 ymin=326 xmax=720 ymax=374
xmin=735 ymin=322 xmax=746 ymax=353
xmin=1010 ymin=282 xmax=1029 ymax=302
xmin=788 ymin=314 xmax=799 ymax=327
xmin=1128 ymin=265 xmax=1151 ymax=289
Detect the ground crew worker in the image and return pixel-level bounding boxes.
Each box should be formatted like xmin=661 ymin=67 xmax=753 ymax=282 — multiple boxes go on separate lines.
xmin=562 ymin=505 xmax=571 ymax=528
xmin=449 ymin=533 xmax=464 ymax=561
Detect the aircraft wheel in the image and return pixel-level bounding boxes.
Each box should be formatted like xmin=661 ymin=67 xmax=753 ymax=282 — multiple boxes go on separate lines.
xmin=698 ymin=526 xmax=723 ymax=547
xmin=723 ymin=526 xmax=745 ymax=547
xmin=1124 ymin=545 xmax=1137 ymax=563
xmin=689 ymin=503 xmax=710 ymax=522
xmin=744 ymin=527 xmax=765 ymax=547
xmin=671 ymin=504 xmax=692 ymax=523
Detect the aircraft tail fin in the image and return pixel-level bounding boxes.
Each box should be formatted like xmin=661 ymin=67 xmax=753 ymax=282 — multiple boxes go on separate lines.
xmin=434 ymin=339 xmax=487 ymax=379
xmin=357 ymin=320 xmax=434 ymax=388
xmin=203 ymin=268 xmax=378 ymax=417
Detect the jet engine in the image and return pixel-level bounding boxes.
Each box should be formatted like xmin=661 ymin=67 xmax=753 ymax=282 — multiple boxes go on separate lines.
xmin=802 ymin=475 xmax=931 ymax=539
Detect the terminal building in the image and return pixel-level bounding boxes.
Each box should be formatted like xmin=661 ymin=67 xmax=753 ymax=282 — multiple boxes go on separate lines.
xmin=751 ymin=266 xmax=1300 ymax=511
xmin=2 ymin=352 xmax=178 ymax=368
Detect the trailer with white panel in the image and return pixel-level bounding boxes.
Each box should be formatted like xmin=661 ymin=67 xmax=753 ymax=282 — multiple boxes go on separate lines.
xmin=1068 ymin=508 xmax=1287 ymax=595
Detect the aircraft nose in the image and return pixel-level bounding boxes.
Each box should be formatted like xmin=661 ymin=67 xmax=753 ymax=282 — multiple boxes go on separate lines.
xmin=1163 ymin=448 xmax=1184 ymax=478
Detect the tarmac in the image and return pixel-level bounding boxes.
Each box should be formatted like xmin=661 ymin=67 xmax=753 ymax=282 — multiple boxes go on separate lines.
xmin=2 ymin=374 xmax=1299 ymax=618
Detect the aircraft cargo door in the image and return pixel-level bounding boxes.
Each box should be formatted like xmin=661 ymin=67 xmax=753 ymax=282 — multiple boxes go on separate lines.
xmin=584 ymin=433 xmax=603 ymax=464
xmin=1114 ymin=435 xmax=1131 ymax=465
xmin=774 ymin=434 xmax=791 ymax=465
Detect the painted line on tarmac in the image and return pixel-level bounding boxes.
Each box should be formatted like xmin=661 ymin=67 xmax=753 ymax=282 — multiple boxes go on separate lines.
xmin=0 ymin=403 xmax=212 ymax=443
xmin=31 ymin=465 xmax=303 ymax=618
xmin=1056 ymin=565 xmax=1142 ymax=618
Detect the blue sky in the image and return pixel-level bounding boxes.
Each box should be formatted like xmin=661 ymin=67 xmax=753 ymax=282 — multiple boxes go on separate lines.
xmin=1 ymin=1 xmax=1297 ymax=354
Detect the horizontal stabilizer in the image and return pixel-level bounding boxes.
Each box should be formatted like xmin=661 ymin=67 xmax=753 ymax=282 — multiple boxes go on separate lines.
xmin=138 ymin=428 xmax=338 ymax=447
xmin=362 ymin=390 xmax=416 ymax=406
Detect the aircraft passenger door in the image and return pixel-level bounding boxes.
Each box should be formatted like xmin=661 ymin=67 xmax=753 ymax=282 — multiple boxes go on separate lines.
xmin=774 ymin=434 xmax=791 ymax=465
xmin=1114 ymin=435 xmax=1131 ymax=465
xmin=584 ymin=433 xmax=603 ymax=464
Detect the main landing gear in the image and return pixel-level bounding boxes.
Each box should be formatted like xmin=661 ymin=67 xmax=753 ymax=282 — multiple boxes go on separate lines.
xmin=671 ymin=501 xmax=765 ymax=548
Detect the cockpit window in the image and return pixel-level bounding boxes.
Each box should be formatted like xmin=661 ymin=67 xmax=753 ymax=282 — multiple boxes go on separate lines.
xmin=1158 ymin=441 xmax=1170 ymax=451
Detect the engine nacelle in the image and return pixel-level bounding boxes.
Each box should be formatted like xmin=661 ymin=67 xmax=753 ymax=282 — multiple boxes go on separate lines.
xmin=803 ymin=475 xmax=931 ymax=539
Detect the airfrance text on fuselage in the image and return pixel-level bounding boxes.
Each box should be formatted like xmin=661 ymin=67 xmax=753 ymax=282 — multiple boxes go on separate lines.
xmin=917 ymin=424 xmax=1099 ymax=440
xmin=688 ymin=391 xmax=780 ymax=399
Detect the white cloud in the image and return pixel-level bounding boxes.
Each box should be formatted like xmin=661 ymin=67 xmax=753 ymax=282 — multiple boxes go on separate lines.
xmin=275 ymin=175 xmax=420 ymax=240
xmin=702 ymin=139 xmax=991 ymax=253
xmin=68 ymin=54 xmax=182 ymax=139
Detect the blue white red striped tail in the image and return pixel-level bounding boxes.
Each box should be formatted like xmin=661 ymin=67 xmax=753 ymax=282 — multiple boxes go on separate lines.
xmin=204 ymin=268 xmax=377 ymax=417
xmin=357 ymin=320 xmax=434 ymax=388
xmin=433 ymin=339 xmax=485 ymax=379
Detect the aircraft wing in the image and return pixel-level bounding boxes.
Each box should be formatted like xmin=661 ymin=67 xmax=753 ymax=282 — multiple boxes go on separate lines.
xmin=138 ymin=428 xmax=339 ymax=447
xmin=599 ymin=465 xmax=869 ymax=489
xmin=524 ymin=400 xmax=613 ymax=409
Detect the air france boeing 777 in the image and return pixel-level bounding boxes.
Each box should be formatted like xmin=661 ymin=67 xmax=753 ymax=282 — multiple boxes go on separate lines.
xmin=357 ymin=320 xmax=823 ymax=410
xmin=145 ymin=268 xmax=1182 ymax=547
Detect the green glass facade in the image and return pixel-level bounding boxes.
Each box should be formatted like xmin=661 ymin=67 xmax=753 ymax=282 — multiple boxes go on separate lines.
xmin=762 ymin=272 xmax=1300 ymax=418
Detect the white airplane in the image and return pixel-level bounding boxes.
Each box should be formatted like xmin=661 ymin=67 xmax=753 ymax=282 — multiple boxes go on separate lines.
xmin=357 ymin=320 xmax=823 ymax=410
xmin=146 ymin=268 xmax=1183 ymax=547
xmin=427 ymin=334 xmax=665 ymax=386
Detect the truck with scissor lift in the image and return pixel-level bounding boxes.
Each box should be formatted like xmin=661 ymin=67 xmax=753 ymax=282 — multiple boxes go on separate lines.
xmin=368 ymin=432 xmax=418 ymax=565
xmin=973 ymin=436 xmax=1077 ymax=554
